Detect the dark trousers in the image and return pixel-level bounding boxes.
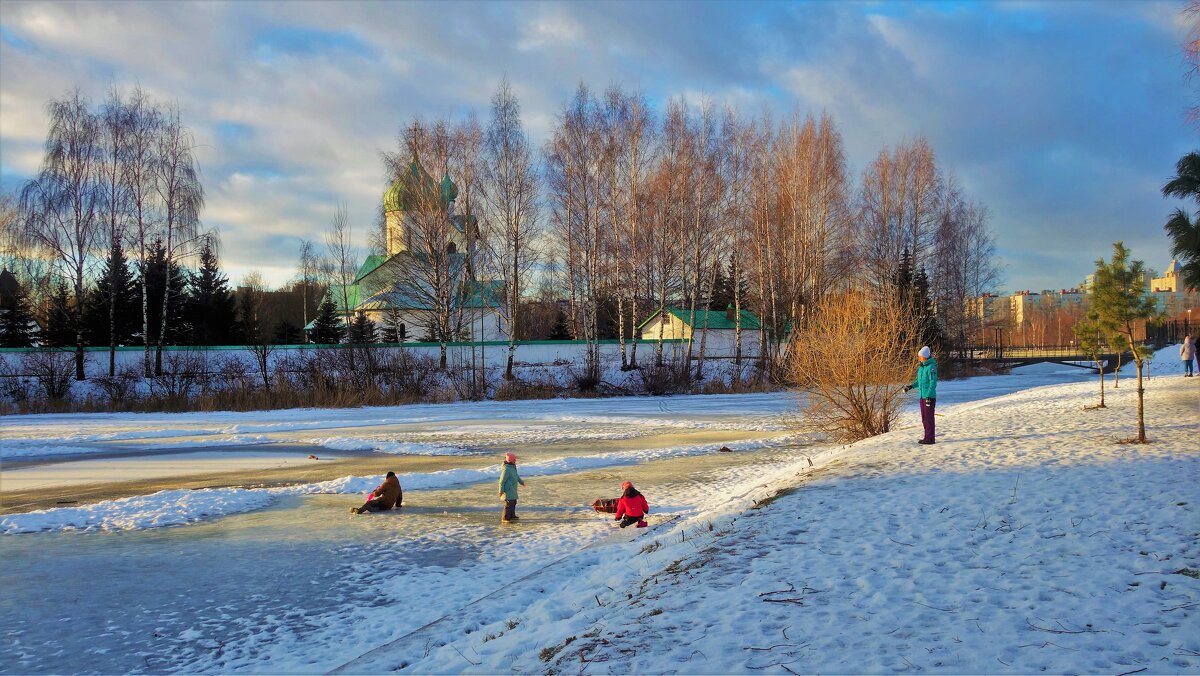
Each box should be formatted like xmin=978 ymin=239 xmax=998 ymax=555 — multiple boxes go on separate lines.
xmin=503 ymin=499 xmax=517 ymax=521
xmin=1185 ymin=359 xmax=1194 ymax=376
xmin=920 ymin=398 xmax=936 ymax=442
xmin=359 ymin=497 xmax=391 ymax=513
xmin=618 ymin=515 xmax=643 ymax=528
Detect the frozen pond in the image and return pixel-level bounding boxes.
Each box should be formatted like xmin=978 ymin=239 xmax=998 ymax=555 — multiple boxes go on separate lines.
xmin=0 ymin=365 xmax=1097 ymax=673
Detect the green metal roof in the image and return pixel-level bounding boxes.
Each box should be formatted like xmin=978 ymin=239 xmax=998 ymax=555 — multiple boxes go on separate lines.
xmin=354 ymin=255 xmax=387 ymax=283
xmin=637 ymin=307 xmax=762 ymax=332
xmin=383 ymin=160 xmax=458 ymax=213
xmin=329 ymin=284 xmax=362 ymax=314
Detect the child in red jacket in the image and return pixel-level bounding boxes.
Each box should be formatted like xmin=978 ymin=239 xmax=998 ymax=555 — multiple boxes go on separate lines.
xmin=615 ymin=481 xmax=649 ymax=528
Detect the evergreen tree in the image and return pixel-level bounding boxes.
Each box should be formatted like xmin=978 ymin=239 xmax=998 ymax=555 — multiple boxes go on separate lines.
xmin=273 ymin=320 xmax=301 ymax=345
xmin=141 ymin=239 xmax=188 ymax=346
xmin=84 ymin=241 xmax=139 ymax=349
xmin=708 ymin=259 xmax=733 ymax=311
xmin=45 ymin=281 xmax=76 ymax=348
xmin=0 ymin=285 xmax=37 ymax=347
xmin=380 ymin=308 xmax=407 ymax=343
xmin=185 ymin=237 xmax=238 ymax=346
xmin=1091 ymin=242 xmax=1161 ymax=443
xmin=893 ymin=248 xmax=944 ymax=352
xmin=548 ymin=306 xmax=570 ymax=340
xmin=348 ymin=312 xmax=377 ymax=344
xmin=311 ymin=295 xmax=342 ymax=344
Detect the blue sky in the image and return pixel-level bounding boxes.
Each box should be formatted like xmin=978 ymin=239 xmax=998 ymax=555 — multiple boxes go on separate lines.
xmin=0 ymin=0 xmax=1195 ymax=290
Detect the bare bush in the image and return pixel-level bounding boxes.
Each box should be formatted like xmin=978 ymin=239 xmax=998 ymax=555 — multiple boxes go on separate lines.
xmin=788 ymin=292 xmax=918 ymax=442
xmin=0 ymin=358 xmax=31 ymax=408
xmin=22 ymin=350 xmax=77 ymax=401
xmin=637 ymin=363 xmax=691 ymax=396
xmin=93 ymin=364 xmax=141 ymax=404
xmin=148 ymin=350 xmax=205 ymax=404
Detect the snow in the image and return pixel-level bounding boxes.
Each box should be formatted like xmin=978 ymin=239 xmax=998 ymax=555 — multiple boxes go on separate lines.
xmin=2 ymin=347 xmax=1196 ymax=673
xmin=335 ymin=353 xmax=1199 ymax=675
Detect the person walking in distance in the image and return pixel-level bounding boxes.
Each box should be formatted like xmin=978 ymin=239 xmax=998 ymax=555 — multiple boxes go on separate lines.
xmin=904 ymin=346 xmax=939 ymax=444
xmin=499 ymin=452 xmax=525 ymax=523
xmin=1181 ymin=335 xmax=1195 ymax=377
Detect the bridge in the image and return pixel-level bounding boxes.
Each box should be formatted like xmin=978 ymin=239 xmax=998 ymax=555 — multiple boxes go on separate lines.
xmin=964 ymin=345 xmax=1134 ymax=373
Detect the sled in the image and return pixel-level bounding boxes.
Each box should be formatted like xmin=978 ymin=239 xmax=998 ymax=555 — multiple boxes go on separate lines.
xmin=592 ymin=497 xmax=620 ymax=514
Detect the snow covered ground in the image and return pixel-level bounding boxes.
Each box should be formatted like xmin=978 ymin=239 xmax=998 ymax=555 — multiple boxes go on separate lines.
xmin=343 ymin=364 xmax=1200 ymax=675
xmin=1 ymin=352 xmax=1195 ymax=673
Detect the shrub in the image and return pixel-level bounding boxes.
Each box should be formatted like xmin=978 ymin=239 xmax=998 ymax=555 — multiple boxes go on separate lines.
xmin=788 ymin=291 xmax=918 ymax=442
xmin=23 ymin=350 xmax=75 ymax=401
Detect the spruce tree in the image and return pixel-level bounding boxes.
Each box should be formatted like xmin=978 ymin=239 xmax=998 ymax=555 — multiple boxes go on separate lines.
xmin=186 ymin=238 xmax=237 ymax=346
xmin=709 ymin=259 xmax=733 ymax=311
xmin=273 ymin=320 xmax=301 ymax=345
xmin=348 ymin=312 xmax=377 ymax=344
xmin=0 ymin=285 xmax=37 ymax=347
xmin=141 ymin=239 xmax=188 ymax=346
xmin=45 ymin=281 xmax=75 ymax=348
xmin=380 ymin=308 xmax=407 ymax=343
xmin=85 ymin=241 xmax=139 ymax=352
xmin=311 ymin=295 xmax=342 ymax=344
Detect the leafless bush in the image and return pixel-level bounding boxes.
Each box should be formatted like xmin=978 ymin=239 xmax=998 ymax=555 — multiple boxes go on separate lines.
xmin=213 ymin=354 xmax=255 ymax=393
xmin=0 ymin=359 xmax=31 ymax=407
xmin=637 ymin=363 xmax=691 ymax=396
xmin=23 ymin=350 xmax=76 ymax=401
xmin=148 ymin=350 xmax=205 ymax=403
xmin=93 ymin=364 xmax=141 ymax=404
xmin=788 ymin=292 xmax=918 ymax=442
xmin=493 ymin=376 xmax=559 ymax=401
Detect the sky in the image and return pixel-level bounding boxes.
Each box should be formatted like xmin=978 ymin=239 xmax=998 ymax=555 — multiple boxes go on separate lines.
xmin=0 ymin=0 xmax=1196 ymax=292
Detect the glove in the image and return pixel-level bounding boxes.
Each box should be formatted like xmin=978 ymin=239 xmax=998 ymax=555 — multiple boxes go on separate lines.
xmin=903 ymin=385 xmax=913 ymax=393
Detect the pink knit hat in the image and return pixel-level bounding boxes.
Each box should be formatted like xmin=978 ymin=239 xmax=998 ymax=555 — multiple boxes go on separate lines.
xmin=622 ymin=481 xmax=633 ymax=491
xmin=505 ymin=452 xmax=517 ymax=463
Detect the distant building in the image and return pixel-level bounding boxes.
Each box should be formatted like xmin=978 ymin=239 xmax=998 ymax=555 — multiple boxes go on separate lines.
xmin=308 ymin=160 xmax=508 ymax=343
xmin=637 ymin=307 xmax=762 ymax=354
xmin=1151 ymin=259 xmax=1184 ymax=293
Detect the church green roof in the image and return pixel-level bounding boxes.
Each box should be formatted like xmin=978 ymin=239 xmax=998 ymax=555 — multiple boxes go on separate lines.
xmin=383 ymin=160 xmax=458 ymax=213
xmin=354 ymin=255 xmax=387 ymax=283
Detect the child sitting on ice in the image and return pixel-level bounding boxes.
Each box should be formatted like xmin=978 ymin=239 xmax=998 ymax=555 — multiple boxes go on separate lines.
xmin=351 ymin=471 xmax=402 ymax=514
xmin=614 ymin=481 xmax=649 ymax=528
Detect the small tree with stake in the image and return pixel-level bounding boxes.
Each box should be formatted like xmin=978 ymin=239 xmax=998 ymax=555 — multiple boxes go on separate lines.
xmin=1072 ymin=313 xmax=1106 ymax=408
xmin=1090 ymin=242 xmax=1161 ymax=443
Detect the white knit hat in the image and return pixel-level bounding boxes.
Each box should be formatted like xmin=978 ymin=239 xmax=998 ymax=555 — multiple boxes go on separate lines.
xmin=918 ymin=346 xmax=931 ymax=359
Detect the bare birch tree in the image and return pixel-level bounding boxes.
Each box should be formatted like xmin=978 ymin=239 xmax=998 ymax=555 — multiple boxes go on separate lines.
xmin=153 ymin=104 xmax=205 ymax=375
xmin=19 ymin=89 xmax=104 ymax=380
xmin=482 ymin=79 xmax=541 ymax=380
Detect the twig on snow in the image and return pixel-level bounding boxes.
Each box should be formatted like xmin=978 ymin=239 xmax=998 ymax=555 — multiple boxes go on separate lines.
xmin=1161 ymin=601 xmax=1200 ymax=612
xmin=759 ymin=583 xmax=797 ymax=596
xmin=911 ymin=600 xmax=958 ymax=612
xmin=452 ymin=645 xmax=480 ymax=666
xmin=889 ymin=537 xmax=915 ymax=547
xmin=1116 ymin=668 xmax=1148 ymax=676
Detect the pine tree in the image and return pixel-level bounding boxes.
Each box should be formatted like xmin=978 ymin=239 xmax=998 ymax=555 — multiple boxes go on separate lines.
xmin=84 ymin=241 xmax=139 ymax=350
xmin=0 ymin=285 xmax=38 ymax=347
xmin=311 ymin=295 xmax=342 ymax=344
xmin=141 ymin=239 xmax=188 ymax=346
xmin=185 ymin=237 xmax=237 ymax=346
xmin=348 ymin=312 xmax=377 ymax=344
xmin=45 ymin=281 xmax=76 ymax=348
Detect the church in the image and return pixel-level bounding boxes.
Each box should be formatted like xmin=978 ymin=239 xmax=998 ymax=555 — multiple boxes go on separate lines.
xmin=309 ymin=160 xmax=508 ymax=343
